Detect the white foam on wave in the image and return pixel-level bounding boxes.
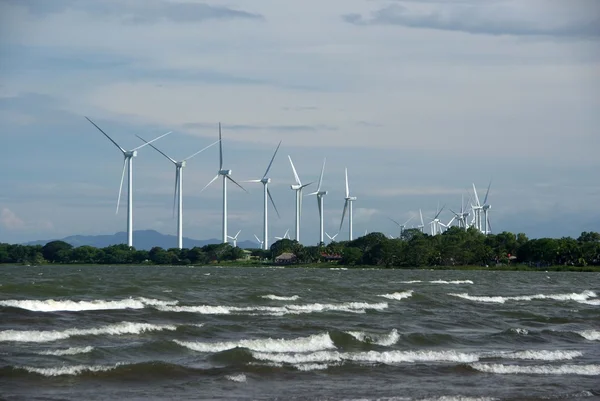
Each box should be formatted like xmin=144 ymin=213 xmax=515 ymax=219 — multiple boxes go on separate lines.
xmin=430 ymin=280 xmax=474 ymax=285
xmin=158 ymin=301 xmax=388 ymax=316
xmin=21 ymin=363 xmax=122 ymax=376
xmin=470 ymin=363 xmax=600 ymax=376
xmin=419 ymin=397 xmax=498 ymax=401
xmin=484 ymin=350 xmax=582 ymax=361
xmin=0 ymin=322 xmax=176 ymax=343
xmin=346 ymin=329 xmax=400 ymax=346
xmin=448 ymin=290 xmax=597 ymax=304
xmin=225 ymin=373 xmax=246 ymax=382
xmin=399 ymin=280 xmax=422 ymax=283
xmin=38 ymin=346 xmax=94 ymax=356
xmin=253 ymin=349 xmax=480 ymax=365
xmin=379 ymin=291 xmax=413 ymax=301
xmin=260 ymin=294 xmax=300 ymax=301
xmin=175 ymin=332 xmax=335 ymax=353
xmin=0 ymin=297 xmax=177 ymax=312
xmin=295 ymin=363 xmax=330 ymax=371
xmin=509 ymin=328 xmax=529 ymax=335
xmin=578 ymin=330 xmax=600 ymax=341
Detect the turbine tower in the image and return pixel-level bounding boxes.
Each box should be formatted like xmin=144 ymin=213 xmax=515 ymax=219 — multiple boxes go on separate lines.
xmin=136 ymin=135 xmax=219 ymax=249
xmin=339 ymin=168 xmax=357 ymax=241
xmin=288 ymin=156 xmax=312 ymax=242
xmin=429 ymin=205 xmax=445 ymax=236
xmin=247 ymin=141 xmax=282 ymax=250
xmin=201 ymin=123 xmax=247 ymax=243
xmin=389 ymin=215 xmax=414 ymax=239
xmin=227 ymin=230 xmax=242 ymax=247
xmin=307 ymin=158 xmax=327 ymax=245
xmin=85 ymin=117 xmax=171 ymax=247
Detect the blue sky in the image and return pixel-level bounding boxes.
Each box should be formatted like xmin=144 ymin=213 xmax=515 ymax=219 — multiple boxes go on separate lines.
xmin=1 ymin=0 xmax=599 ymax=245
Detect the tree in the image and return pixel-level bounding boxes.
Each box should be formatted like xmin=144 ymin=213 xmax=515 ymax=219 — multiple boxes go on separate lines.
xmin=42 ymin=241 xmax=73 ymax=263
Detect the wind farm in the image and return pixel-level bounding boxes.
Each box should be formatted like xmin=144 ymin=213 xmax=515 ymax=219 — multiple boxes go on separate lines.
xmin=82 ymin=119 xmax=500 ymax=249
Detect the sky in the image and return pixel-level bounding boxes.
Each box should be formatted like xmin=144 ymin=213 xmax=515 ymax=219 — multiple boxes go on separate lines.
xmin=0 ymin=0 xmax=599 ymax=246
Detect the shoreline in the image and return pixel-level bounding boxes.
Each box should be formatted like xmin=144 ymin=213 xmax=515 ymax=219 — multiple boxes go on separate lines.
xmin=2 ymin=262 xmax=599 ymax=272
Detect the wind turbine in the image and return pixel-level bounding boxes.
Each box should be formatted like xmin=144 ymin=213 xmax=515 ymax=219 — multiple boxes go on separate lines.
xmin=246 ymin=141 xmax=282 ymax=250
xmin=417 ymin=209 xmax=425 ymax=233
xmin=85 ymin=117 xmax=172 ymax=247
xmin=481 ymin=181 xmax=492 ymax=235
xmin=227 ymin=230 xmax=242 ymax=247
xmin=389 ymin=215 xmax=414 ymax=239
xmin=253 ymin=234 xmax=264 ymax=248
xmin=325 ymin=232 xmax=339 ymax=242
xmin=471 ymin=183 xmax=483 ymax=233
xmin=339 ymin=168 xmax=357 ymax=241
xmin=429 ymin=205 xmax=446 ymax=236
xmin=274 ymin=229 xmax=291 ymax=240
xmin=201 ymin=123 xmax=247 ymax=244
xmin=136 ymin=135 xmax=219 ymax=249
xmin=448 ymin=194 xmax=471 ymax=230
xmin=288 ymin=156 xmax=312 ymax=242
xmin=307 ymin=158 xmax=327 ymax=245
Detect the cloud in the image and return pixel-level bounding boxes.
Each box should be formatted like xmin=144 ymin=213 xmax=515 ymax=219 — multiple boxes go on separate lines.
xmin=0 ymin=207 xmax=25 ymax=229
xmin=343 ymin=1 xmax=600 ymax=38
xmin=182 ymin=122 xmax=338 ymax=133
xmin=6 ymin=0 xmax=264 ymax=23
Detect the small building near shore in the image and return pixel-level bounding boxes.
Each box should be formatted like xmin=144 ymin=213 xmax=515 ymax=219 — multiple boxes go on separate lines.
xmin=275 ymin=252 xmax=297 ymax=265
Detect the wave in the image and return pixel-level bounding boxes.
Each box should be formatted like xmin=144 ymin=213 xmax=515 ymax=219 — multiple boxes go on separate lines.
xmin=577 ymin=330 xmax=600 ymax=341
xmin=38 ymin=346 xmax=94 ymax=356
xmin=448 ymin=290 xmax=597 ymax=304
xmin=483 ymin=350 xmax=582 ymax=361
xmin=0 ymin=297 xmax=178 ymax=312
xmin=346 ymin=329 xmax=400 ymax=346
xmin=158 ymin=301 xmax=388 ymax=316
xmin=175 ymin=332 xmax=335 ymax=353
xmin=470 ymin=363 xmax=600 ymax=376
xmin=0 ymin=322 xmax=176 ymax=343
xmin=225 ymin=373 xmax=246 ymax=382
xmin=20 ymin=363 xmax=122 ymax=376
xmin=260 ymin=294 xmax=300 ymax=301
xmin=379 ymin=291 xmax=413 ymax=301
xmin=395 ymin=280 xmax=473 ymax=285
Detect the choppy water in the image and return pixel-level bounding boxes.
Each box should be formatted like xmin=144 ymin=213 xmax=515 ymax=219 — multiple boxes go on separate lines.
xmin=1 ymin=265 xmax=599 ymax=401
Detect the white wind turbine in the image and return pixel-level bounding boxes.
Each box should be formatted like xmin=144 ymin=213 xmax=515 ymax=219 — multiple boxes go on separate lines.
xmin=471 ymin=183 xmax=483 ymax=232
xmin=246 ymin=141 xmax=282 ymax=250
xmin=481 ymin=181 xmax=492 ymax=235
xmin=417 ymin=209 xmax=425 ymax=233
xmin=275 ymin=229 xmax=291 ymax=241
xmin=85 ymin=117 xmax=172 ymax=247
xmin=429 ymin=205 xmax=446 ymax=236
xmin=389 ymin=215 xmax=414 ymax=239
xmin=288 ymin=156 xmax=312 ymax=242
xmin=339 ymin=168 xmax=357 ymax=241
xmin=136 ymin=135 xmax=219 ymax=249
xmin=227 ymin=230 xmax=242 ymax=247
xmin=325 ymin=232 xmax=339 ymax=242
xmin=201 ymin=123 xmax=247 ymax=244
xmin=307 ymin=158 xmax=327 ymax=245
xmin=253 ymin=234 xmax=264 ymax=248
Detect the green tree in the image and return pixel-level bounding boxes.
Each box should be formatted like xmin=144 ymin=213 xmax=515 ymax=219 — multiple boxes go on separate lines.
xmin=42 ymin=241 xmax=73 ymax=263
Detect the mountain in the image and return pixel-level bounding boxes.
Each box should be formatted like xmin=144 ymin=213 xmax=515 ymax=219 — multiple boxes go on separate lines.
xmin=24 ymin=230 xmax=259 ymax=250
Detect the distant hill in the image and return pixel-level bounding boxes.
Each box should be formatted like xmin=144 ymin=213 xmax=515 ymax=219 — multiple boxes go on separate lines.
xmin=24 ymin=230 xmax=258 ymax=250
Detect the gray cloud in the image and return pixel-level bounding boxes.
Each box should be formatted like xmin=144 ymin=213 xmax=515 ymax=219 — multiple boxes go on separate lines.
xmin=343 ymin=2 xmax=600 ymax=38
xmin=183 ymin=123 xmax=338 ymax=133
xmin=6 ymin=0 xmax=264 ymax=23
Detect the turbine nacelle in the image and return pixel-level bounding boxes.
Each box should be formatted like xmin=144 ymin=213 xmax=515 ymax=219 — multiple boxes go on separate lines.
xmin=176 ymin=161 xmax=186 ymax=168
xmin=291 ymin=184 xmax=302 ymax=190
xmin=345 ymin=196 xmax=357 ymax=201
xmin=318 ymin=190 xmax=328 ymax=197
xmin=124 ymin=150 xmax=137 ymax=158
xmin=219 ymin=169 xmax=232 ymax=176
xmin=261 ymin=177 xmax=272 ymax=184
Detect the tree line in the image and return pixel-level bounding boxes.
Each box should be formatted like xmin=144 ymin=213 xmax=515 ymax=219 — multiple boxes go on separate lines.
xmin=1 ymin=228 xmax=599 ymax=268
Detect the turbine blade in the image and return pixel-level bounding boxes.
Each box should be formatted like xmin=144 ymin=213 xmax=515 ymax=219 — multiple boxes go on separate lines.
xmin=403 ymin=215 xmax=414 ymax=226
xmin=472 ymin=183 xmax=481 ymax=207
xmin=419 ymin=209 xmax=424 ymax=226
xmin=184 ymin=139 xmax=220 ymax=161
xmin=116 ymin=157 xmax=127 ymax=214
xmin=219 ymin=123 xmax=223 ymax=170
xmin=483 ymin=179 xmax=492 ymax=205
xmin=267 ymin=188 xmax=280 ymax=218
xmin=317 ymin=158 xmax=326 ymax=192
xmin=344 ymin=167 xmax=349 ymax=198
xmin=300 ymin=182 xmax=313 ymax=189
xmin=235 ymin=229 xmax=241 ymax=238
xmin=339 ymin=200 xmax=349 ymax=231
xmin=288 ymin=155 xmax=301 ymax=185
xmin=136 ymin=134 xmax=176 ymax=164
xmin=227 ymin=176 xmax=248 ymax=192
xmin=388 ymin=217 xmax=401 ymax=226
xmin=326 ymin=232 xmax=332 ymax=240
xmin=263 ymin=140 xmax=282 ymax=179
xmin=254 ymin=234 xmax=261 ymax=243
xmin=131 ymin=131 xmax=172 ymax=151
xmin=200 ymin=174 xmax=219 ymax=193
xmin=85 ymin=116 xmax=126 ymax=153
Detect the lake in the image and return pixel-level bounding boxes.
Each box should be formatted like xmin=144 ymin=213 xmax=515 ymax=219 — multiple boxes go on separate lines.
xmin=1 ymin=265 xmax=599 ymax=400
